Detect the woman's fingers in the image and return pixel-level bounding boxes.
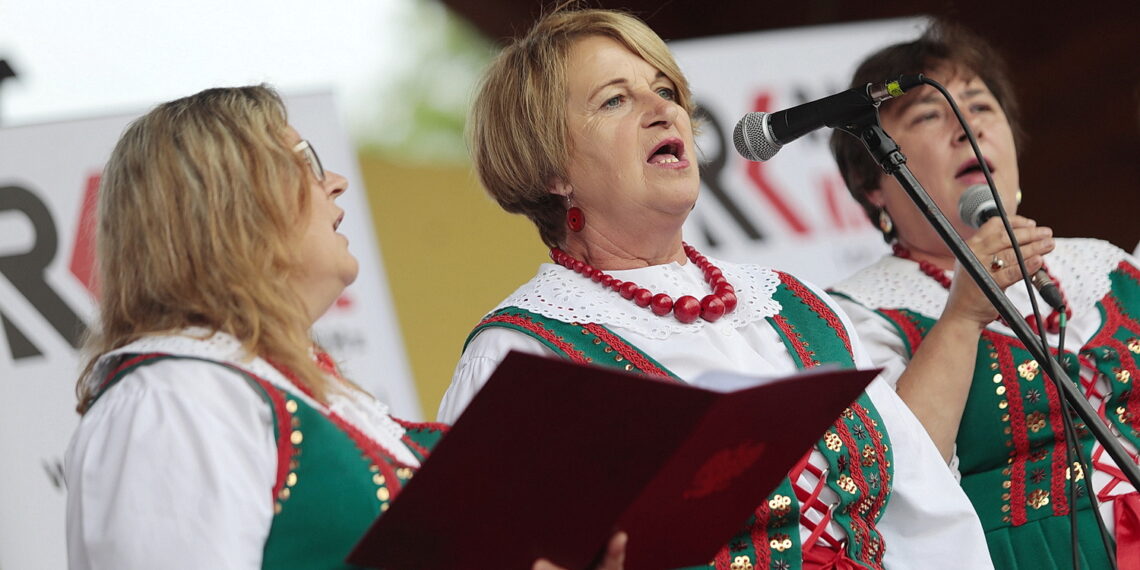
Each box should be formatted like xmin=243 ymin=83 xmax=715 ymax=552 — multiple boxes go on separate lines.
xmin=531 ymin=532 xmax=627 ymax=570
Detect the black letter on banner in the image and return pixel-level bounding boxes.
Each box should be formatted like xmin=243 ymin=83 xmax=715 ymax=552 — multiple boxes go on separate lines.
xmin=693 ymin=104 xmax=764 ymax=247
xmin=0 ymin=185 xmax=86 ymax=359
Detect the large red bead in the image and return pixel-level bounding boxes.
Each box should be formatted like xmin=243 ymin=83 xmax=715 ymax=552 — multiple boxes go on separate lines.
xmin=674 ymin=295 xmax=701 ymax=323
xmin=566 ymin=206 xmax=585 ymax=232
xmin=633 ymin=288 xmax=653 ymax=307
xmin=620 ymin=281 xmax=640 ymax=299
xmin=601 ymin=276 xmax=617 ymax=288
xmin=650 ymin=293 xmax=674 ymax=316
xmin=705 ymin=267 xmax=723 ymax=282
xmin=715 ymin=283 xmax=735 ymax=295
xmin=700 ymin=294 xmax=726 ymax=322
xmin=718 ymin=291 xmax=738 ymax=313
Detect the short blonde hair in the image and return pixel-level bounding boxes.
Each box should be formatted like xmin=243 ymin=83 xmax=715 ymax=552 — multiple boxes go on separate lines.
xmin=468 ymin=7 xmax=695 ymax=248
xmin=78 ymin=85 xmax=336 ymax=412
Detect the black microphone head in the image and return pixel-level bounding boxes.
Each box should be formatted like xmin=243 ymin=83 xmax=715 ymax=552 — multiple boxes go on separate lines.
xmin=733 ymin=112 xmax=781 ymax=162
xmin=957 ymin=184 xmax=998 ymax=228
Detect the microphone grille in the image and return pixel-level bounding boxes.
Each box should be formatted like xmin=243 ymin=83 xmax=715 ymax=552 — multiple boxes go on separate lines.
xmin=957 ymin=184 xmax=997 ymax=228
xmin=733 ymin=112 xmax=781 ymax=162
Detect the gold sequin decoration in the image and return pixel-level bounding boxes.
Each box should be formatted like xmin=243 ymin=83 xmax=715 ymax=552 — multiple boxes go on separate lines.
xmin=769 ymin=534 xmax=793 ymax=553
xmin=396 ymin=468 xmax=413 ymax=479
xmin=380 ymin=503 xmax=390 ymax=512
xmin=824 ymin=431 xmax=843 ymax=452
xmin=730 ymin=555 xmax=754 ymax=570
xmin=1026 ymin=411 xmax=1047 ymax=433
xmin=1128 ymin=338 xmax=1140 ymax=354
xmin=837 ymin=475 xmax=857 ymax=494
xmin=286 ymin=473 xmax=298 ymax=487
xmin=861 ymin=444 xmax=877 ymax=467
xmin=278 ymin=487 xmax=291 ymax=500
xmin=377 ymin=488 xmax=391 ymax=501
xmin=624 ymin=364 xmax=633 ymax=371
xmin=274 ymin=503 xmax=283 ymax=514
xmin=1017 ymin=360 xmax=1040 ymax=381
xmin=290 ymin=430 xmax=303 ymax=445
xmin=841 ymin=408 xmax=856 ymax=420
xmin=614 ymin=355 xmax=624 ymax=362
xmin=993 ymin=373 xmax=1003 ymax=383
xmin=770 ymin=494 xmax=788 ymax=513
xmin=999 ymin=400 xmax=1009 ymax=410
xmin=373 ymin=474 xmax=386 ymax=485
xmin=285 ymin=400 xmax=298 ymax=413
xmin=996 ymin=386 xmax=1007 ymax=396
xmin=1115 ymin=368 xmax=1131 ymax=383
xmin=1027 ymin=489 xmax=1050 ymax=509
xmin=1066 ymin=462 xmax=1086 ymax=481
xmin=1002 ymin=480 xmax=1012 ymax=489
xmin=603 ymin=346 xmax=613 ymax=353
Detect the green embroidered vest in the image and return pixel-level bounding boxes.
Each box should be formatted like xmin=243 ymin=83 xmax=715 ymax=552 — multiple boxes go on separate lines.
xmin=90 ymin=353 xmax=445 ymax=569
xmin=467 ymin=271 xmax=893 ymax=570
xmin=853 ymin=260 xmax=1140 ymax=568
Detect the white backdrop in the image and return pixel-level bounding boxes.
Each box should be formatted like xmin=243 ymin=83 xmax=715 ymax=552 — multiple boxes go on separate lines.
xmin=0 ymin=91 xmax=418 ymax=569
xmin=675 ymin=18 xmax=925 ymax=287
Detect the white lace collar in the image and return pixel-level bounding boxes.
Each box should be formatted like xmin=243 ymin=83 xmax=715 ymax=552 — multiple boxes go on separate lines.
xmin=493 ymin=257 xmax=782 ymax=340
xmin=86 ymin=328 xmax=416 ymax=465
xmin=831 ymin=237 xmax=1127 ymax=319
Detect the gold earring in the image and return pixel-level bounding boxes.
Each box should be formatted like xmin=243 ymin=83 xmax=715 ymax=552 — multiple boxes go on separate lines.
xmin=878 ymin=208 xmax=894 ymax=235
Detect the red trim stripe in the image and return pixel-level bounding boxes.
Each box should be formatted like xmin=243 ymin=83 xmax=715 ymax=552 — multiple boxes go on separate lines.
xmin=479 ymin=313 xmax=590 ymax=364
xmin=581 ymin=323 xmax=673 ymax=379
xmin=777 ymin=271 xmax=853 ymax=356
xmin=877 ymin=309 xmax=927 ymax=357
xmin=771 ymin=315 xmax=818 ymax=368
xmin=245 ymin=375 xmax=297 ymax=503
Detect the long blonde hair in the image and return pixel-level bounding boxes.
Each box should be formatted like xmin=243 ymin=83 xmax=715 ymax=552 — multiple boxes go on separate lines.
xmin=78 ymin=85 xmax=335 ymax=412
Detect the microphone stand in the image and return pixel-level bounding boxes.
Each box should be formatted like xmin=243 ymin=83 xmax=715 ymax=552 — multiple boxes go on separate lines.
xmin=837 ymin=110 xmax=1140 ymax=492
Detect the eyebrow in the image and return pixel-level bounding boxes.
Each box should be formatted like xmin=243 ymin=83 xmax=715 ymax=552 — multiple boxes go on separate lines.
xmin=587 ymin=71 xmax=669 ymax=102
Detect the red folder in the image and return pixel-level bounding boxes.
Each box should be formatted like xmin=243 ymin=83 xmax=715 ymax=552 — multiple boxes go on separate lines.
xmin=348 ymin=351 xmax=879 ymax=569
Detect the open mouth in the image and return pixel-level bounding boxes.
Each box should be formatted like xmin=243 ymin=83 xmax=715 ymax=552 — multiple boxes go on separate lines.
xmin=647 ymin=138 xmax=684 ymax=165
xmin=334 ymin=213 xmax=344 ymax=231
xmin=955 ymin=157 xmax=995 ymax=179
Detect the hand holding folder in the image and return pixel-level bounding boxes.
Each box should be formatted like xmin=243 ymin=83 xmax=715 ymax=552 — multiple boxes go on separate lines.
xmin=349 ymin=351 xmax=880 ymax=569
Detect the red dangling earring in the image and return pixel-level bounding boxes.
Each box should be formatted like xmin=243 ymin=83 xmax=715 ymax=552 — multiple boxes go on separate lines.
xmin=566 ymin=206 xmax=585 ymax=232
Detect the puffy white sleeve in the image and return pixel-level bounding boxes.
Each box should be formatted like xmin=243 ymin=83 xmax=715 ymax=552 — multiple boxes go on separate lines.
xmin=65 ymin=359 xmax=277 ymax=570
xmin=829 ymin=294 xmax=911 ymax=389
xmin=437 ymin=327 xmax=555 ymax=424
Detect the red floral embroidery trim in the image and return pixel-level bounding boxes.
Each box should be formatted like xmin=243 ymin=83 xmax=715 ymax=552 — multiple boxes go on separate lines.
xmin=988 ymin=334 xmax=1031 ymax=525
xmin=771 ymin=314 xmax=818 ymax=367
xmin=581 ymin=323 xmax=673 ymax=379
xmin=393 ymin=418 xmax=449 ymax=459
xmin=777 ymin=271 xmax=853 ymax=356
xmin=877 ymin=309 xmax=927 ymax=357
xmin=479 ymin=313 xmax=590 ymax=364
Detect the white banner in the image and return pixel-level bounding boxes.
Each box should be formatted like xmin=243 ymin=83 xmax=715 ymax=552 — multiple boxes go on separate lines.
xmin=0 ymin=91 xmax=418 ymax=568
xmin=674 ymin=18 xmax=925 ymax=287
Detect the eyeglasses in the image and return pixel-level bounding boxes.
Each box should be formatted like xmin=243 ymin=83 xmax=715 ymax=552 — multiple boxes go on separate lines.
xmin=292 ymin=139 xmax=326 ymax=182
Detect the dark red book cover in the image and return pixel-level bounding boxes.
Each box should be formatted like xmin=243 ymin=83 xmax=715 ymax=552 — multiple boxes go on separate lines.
xmin=348 ymin=351 xmax=879 ymax=569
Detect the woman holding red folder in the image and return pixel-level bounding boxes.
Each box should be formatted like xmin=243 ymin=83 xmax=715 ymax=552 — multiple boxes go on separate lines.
xmin=441 ymin=7 xmax=997 ymax=570
xmin=64 ymin=85 xmax=624 ymax=570
xmin=828 ymin=21 xmax=1140 ymax=569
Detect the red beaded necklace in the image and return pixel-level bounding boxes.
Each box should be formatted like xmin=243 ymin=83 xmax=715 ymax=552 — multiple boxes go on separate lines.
xmin=549 ymin=242 xmax=738 ymax=324
xmin=891 ymin=243 xmax=1072 ymax=334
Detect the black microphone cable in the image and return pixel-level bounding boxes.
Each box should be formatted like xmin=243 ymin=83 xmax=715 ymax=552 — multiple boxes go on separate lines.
xmin=918 ymin=76 xmax=1115 ymax=570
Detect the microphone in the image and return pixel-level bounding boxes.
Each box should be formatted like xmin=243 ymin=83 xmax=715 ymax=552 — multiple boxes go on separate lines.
xmin=957 ymin=184 xmax=1065 ymax=310
xmin=733 ymin=74 xmax=924 ymax=162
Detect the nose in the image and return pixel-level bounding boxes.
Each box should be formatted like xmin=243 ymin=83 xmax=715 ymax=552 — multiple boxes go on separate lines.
xmin=325 ymin=170 xmax=349 ymax=198
xmin=642 ymin=90 xmax=678 ymax=129
xmin=955 ymin=110 xmax=985 ymax=145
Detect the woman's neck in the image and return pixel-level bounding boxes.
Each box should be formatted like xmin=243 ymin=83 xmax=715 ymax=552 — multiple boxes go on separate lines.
xmin=558 ymin=229 xmax=686 ymax=270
